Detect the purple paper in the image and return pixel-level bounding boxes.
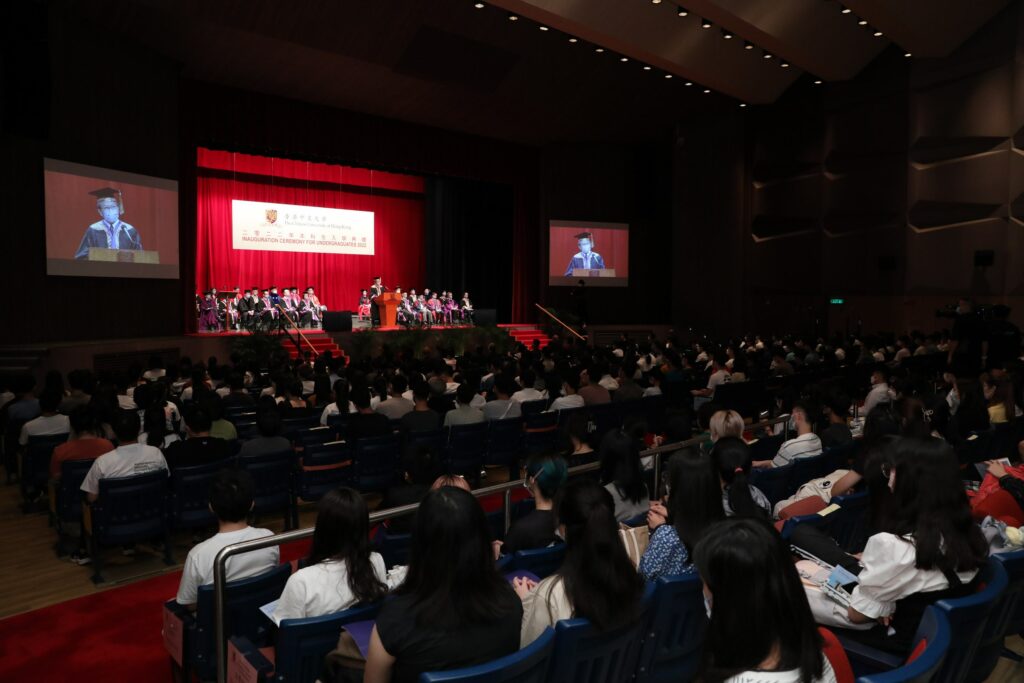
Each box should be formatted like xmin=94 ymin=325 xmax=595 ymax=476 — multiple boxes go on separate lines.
xmin=505 ymin=570 xmax=540 ymax=583
xmin=344 ymin=619 xmax=377 ymax=659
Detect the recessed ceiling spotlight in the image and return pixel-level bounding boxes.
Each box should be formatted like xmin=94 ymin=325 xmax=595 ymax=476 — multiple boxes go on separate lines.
xmin=744 ymin=41 xmax=754 ymax=50
xmin=651 ymin=0 xmax=662 ymax=4
xmin=840 ymin=5 xmax=851 ymax=14
xmin=781 ymin=61 xmax=790 ymax=68
xmin=677 ymin=6 xmax=688 ymax=17
xmin=873 ymin=31 xmax=883 ymax=37
xmin=904 ymin=51 xmax=912 ymax=57
xmin=703 ymin=88 xmax=711 ymax=93
xmin=763 ymin=51 xmax=773 ymax=59
xmin=508 ymin=13 xmax=518 ymax=21
xmin=473 ymin=2 xmax=485 ymax=8
xmin=857 ymin=18 xmax=868 ymax=26
xmin=814 ymin=79 xmax=822 ymax=85
xmin=568 ymin=37 xmax=578 ymax=43
xmin=722 ymin=29 xmax=734 ymax=39
xmin=643 ymin=65 xmax=652 ymax=70
xmin=539 ymin=25 xmax=549 ymax=31
xmin=739 ymin=103 xmax=747 ymax=107
xmin=595 ymin=47 xmax=605 ymax=53
xmin=665 ymin=73 xmax=674 ymax=79
xmin=685 ymin=81 xmax=693 ymax=86
xmin=620 ymin=56 xmax=629 ymax=62
xmin=701 ymin=18 xmax=712 ymax=29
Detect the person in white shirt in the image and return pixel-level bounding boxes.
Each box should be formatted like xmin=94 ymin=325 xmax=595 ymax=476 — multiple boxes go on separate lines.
xmin=320 ymin=379 xmax=357 ymax=426
xmin=272 ymin=487 xmax=388 ymax=624
xmin=803 ymin=439 xmax=987 ymax=656
xmin=510 ymin=368 xmax=545 ymax=404
xmin=694 ymin=518 xmax=837 ymax=683
xmin=444 ymin=384 xmax=486 ymax=427
xmin=375 ymin=376 xmax=415 ymax=421
xmin=80 ymin=411 xmax=167 ymax=503
xmin=862 ymin=369 xmax=891 ymax=417
xmin=692 ymin=353 xmax=731 ymax=399
xmin=176 ymin=469 xmax=280 ymax=608
xmin=549 ymin=374 xmax=586 ymax=412
xmin=19 ymin=390 xmax=70 ymax=446
xmin=482 ymin=376 xmax=522 ymax=422
xmin=597 ymin=367 xmax=619 ymax=392
xmin=642 ymin=368 xmax=663 ymax=397
xmin=755 ymin=404 xmax=822 ymax=468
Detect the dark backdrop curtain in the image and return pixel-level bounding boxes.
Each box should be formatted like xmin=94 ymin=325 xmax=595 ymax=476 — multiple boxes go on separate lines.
xmin=425 ymin=176 xmax=514 ymax=321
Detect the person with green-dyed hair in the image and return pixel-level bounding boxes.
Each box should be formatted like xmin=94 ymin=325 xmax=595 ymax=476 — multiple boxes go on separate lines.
xmin=496 ymin=453 xmax=568 ymax=557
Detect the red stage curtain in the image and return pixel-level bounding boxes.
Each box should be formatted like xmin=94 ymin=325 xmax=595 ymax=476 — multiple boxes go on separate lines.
xmin=195 ymin=148 xmax=424 ymax=311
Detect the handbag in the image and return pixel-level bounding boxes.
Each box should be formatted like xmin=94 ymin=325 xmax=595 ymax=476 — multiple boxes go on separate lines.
xmin=321 ymin=628 xmax=367 ymax=683
xmin=618 ymin=523 xmax=650 ymax=568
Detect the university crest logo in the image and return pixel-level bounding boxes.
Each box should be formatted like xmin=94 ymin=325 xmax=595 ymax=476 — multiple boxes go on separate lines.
xmin=266 ymin=209 xmax=278 ymax=224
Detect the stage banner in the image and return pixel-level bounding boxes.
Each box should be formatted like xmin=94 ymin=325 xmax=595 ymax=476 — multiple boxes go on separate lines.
xmin=231 ymin=199 xmax=375 ymax=255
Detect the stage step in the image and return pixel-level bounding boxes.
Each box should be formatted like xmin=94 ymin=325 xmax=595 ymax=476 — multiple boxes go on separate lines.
xmin=501 ymin=324 xmax=551 ymax=349
xmin=280 ymin=330 xmax=345 ymax=360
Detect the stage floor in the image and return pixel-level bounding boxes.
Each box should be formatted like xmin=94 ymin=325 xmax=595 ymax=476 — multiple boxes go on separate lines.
xmin=186 ymin=322 xmax=476 ymax=337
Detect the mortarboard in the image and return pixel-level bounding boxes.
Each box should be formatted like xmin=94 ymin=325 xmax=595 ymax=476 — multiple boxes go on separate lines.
xmin=574 ymin=231 xmax=594 ymax=245
xmin=90 ymin=187 xmax=124 ymax=214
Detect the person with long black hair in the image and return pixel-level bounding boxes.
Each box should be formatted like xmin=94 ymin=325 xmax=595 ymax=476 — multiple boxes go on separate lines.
xmin=640 ymin=449 xmax=725 ymax=580
xmin=517 ymin=478 xmax=646 ymax=647
xmin=807 ymin=438 xmax=988 ymax=654
xmin=695 ymin=518 xmax=836 ymax=683
xmin=364 ymin=487 xmax=522 ymax=683
xmin=598 ymin=430 xmax=650 ymax=522
xmin=273 ymin=487 xmax=388 ymax=624
xmin=710 ymin=437 xmax=770 ymax=518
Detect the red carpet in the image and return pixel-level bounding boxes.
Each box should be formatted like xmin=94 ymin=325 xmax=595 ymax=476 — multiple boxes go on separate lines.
xmin=0 ymin=538 xmax=311 ymax=683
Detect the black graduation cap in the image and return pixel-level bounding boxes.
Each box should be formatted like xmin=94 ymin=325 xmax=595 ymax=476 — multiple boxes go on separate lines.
xmin=89 ymin=187 xmax=124 ymax=213
xmin=574 ymin=231 xmax=595 ymax=247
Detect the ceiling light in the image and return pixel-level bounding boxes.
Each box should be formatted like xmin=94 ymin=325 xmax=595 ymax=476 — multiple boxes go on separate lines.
xmin=904 ymin=51 xmax=912 ymax=58
xmin=722 ymin=29 xmax=734 ymax=39
xmin=643 ymin=65 xmax=652 ymax=71
xmin=857 ymin=18 xmax=868 ymax=26
xmin=568 ymin=37 xmax=578 ymax=43
xmin=685 ymin=81 xmax=693 ymax=86
xmin=508 ymin=13 xmax=518 ymax=21
xmin=781 ymin=61 xmax=791 ymax=68
xmin=703 ymin=88 xmax=711 ymax=93
xmin=595 ymin=47 xmax=604 ymax=53
xmin=664 ymin=73 xmax=673 ymax=79
xmin=744 ymin=41 xmax=754 ymax=50
xmin=763 ymin=51 xmax=773 ymax=59
xmin=473 ymin=2 xmax=485 ymax=8
xmin=539 ymin=25 xmax=549 ymax=31
xmin=814 ymin=79 xmax=822 ymax=85
xmin=840 ymin=6 xmax=851 ymax=15
xmin=701 ymin=18 xmax=712 ymax=29
xmin=739 ymin=103 xmax=747 ymax=108
xmin=652 ymin=0 xmax=662 ymax=4
xmin=677 ymin=6 xmax=688 ymax=17
xmin=873 ymin=31 xmax=883 ymax=37
xmin=620 ymin=57 xmax=629 ymax=62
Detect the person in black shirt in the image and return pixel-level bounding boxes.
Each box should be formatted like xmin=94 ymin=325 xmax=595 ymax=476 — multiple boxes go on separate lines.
xmin=164 ymin=405 xmax=232 ymax=470
xmin=820 ymin=393 xmax=853 ymax=449
xmin=361 ymin=488 xmax=522 ymax=683
xmin=346 ymin=386 xmax=392 ymax=442
xmin=498 ymin=454 xmax=568 ymax=556
xmin=379 ymin=444 xmax=440 ymax=534
xmin=399 ymin=382 xmax=440 ymax=433
xmin=221 ymin=372 xmax=255 ymax=410
xmin=948 ymin=299 xmax=986 ymax=376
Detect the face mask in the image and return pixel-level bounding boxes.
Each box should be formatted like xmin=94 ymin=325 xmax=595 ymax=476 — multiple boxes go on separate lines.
xmin=703 ymin=593 xmax=713 ymax=620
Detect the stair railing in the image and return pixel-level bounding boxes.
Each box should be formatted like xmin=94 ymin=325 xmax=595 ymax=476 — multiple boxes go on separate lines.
xmin=275 ymin=305 xmax=321 ymax=357
xmin=534 ymin=303 xmax=586 ymax=341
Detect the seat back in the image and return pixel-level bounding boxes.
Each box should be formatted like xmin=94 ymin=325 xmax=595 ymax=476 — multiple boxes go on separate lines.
xmin=276 ymin=602 xmax=382 ymax=683
xmin=237 ymin=450 xmax=294 ymax=515
xmin=636 ymin=574 xmax=706 ymax=683
xmin=92 ymin=470 xmax=169 ymax=545
xmin=377 ymin=530 xmax=413 ymax=569
xmin=168 ymin=461 xmax=223 ymax=530
xmin=512 ymin=544 xmax=566 ymax=579
xmin=588 ymin=403 xmax=621 ymax=442
xmin=992 ymin=548 xmax=1024 ymax=638
xmin=56 ymin=458 xmax=94 ymax=524
xmin=295 ymin=426 xmax=338 ymax=448
xmin=931 ymin=557 xmax=1007 ymax=683
xmin=418 ymin=627 xmax=555 ymax=683
xmin=519 ymin=399 xmax=548 ymax=416
xmin=857 ymin=607 xmax=950 ymax=683
xmin=447 ymin=423 xmax=488 ymax=479
xmin=404 ymin=429 xmax=447 ymax=454
xmin=235 ymin=421 xmax=260 ymax=441
xmin=295 ymin=441 xmax=352 ymax=503
xmin=747 ymin=433 xmax=785 ymax=462
xmin=24 ymin=433 xmax=69 ymax=491
xmin=354 ymin=434 xmax=401 ymax=491
xmin=193 ymin=563 xmax=293 ymax=678
xmin=953 ymin=431 xmax=995 ymax=468
xmin=788 ymin=453 xmax=836 ymax=495
xmin=486 ymin=418 xmax=524 ymax=466
xmin=749 ymin=463 xmax=794 ymax=507
xmin=548 ymin=584 xmax=655 ymax=683
xmin=523 ymin=411 xmax=558 ymax=432
xmin=641 ymin=395 xmax=666 ymax=434
xmin=828 ymin=491 xmax=870 ymax=553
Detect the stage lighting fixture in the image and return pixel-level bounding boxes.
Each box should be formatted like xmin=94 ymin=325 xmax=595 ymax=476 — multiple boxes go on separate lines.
xmin=701 ymin=18 xmax=712 ymax=29
xmin=857 ymin=18 xmax=868 ymax=26
xmin=904 ymin=52 xmax=912 ymax=57
xmin=739 ymin=103 xmax=747 ymax=107
xmin=703 ymin=88 xmax=710 ymax=93
xmin=814 ymin=79 xmax=822 ymax=84
xmin=685 ymin=81 xmax=693 ymax=86
xmin=620 ymin=56 xmax=629 ymax=62
xmin=651 ymin=0 xmax=662 ymax=4
xmin=595 ymin=47 xmax=604 ymax=52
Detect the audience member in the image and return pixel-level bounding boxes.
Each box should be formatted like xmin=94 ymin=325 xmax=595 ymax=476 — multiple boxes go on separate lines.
xmin=598 ymin=430 xmax=650 ymax=523
xmin=140 ymin=405 xmax=181 ymax=450
xmin=756 ymin=403 xmax=822 ymax=468
xmin=499 ymin=454 xmax=567 ymax=556
xmin=577 ymin=368 xmax=611 ymax=405
xmin=163 ymin=406 xmax=232 ymax=469
xmin=49 ymin=407 xmax=113 ymax=479
xmin=377 ymin=376 xmax=415 ymax=420
xmin=347 ymin=386 xmax=393 ymax=440
xmin=19 ymin=389 xmax=70 ymax=446
xmin=482 ymin=376 xmax=522 ymax=421
xmin=444 ymin=383 xmax=485 ymax=427
xmin=711 ymin=437 xmax=770 ymax=517
xmin=400 ymin=382 xmax=441 ymax=432
xmin=238 ymin=408 xmax=292 ymax=457
xmin=708 ymin=409 xmax=744 ymax=444
xmin=548 ymin=373 xmax=585 ymax=411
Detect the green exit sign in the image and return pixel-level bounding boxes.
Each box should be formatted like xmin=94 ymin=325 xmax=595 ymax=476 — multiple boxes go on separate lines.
xmin=829 ymin=298 xmax=845 ymax=305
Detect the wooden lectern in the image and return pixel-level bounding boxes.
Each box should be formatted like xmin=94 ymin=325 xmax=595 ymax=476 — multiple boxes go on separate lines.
xmin=88 ymin=247 xmax=161 ymax=264
xmin=377 ymin=292 xmax=402 ymax=327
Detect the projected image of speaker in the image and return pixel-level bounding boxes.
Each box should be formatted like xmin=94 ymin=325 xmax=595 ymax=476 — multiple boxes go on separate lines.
xmin=323 ymin=311 xmax=353 ymax=332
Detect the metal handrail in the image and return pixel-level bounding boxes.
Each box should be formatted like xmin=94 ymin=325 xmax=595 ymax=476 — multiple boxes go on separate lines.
xmin=275 ymin=304 xmax=319 ymax=357
xmin=534 ymin=303 xmax=586 ymax=341
xmin=211 ymin=413 xmax=793 ymax=682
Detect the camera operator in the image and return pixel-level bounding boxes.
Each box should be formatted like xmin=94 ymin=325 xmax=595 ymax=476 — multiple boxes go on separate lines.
xmin=946 ymin=298 xmax=987 ymax=376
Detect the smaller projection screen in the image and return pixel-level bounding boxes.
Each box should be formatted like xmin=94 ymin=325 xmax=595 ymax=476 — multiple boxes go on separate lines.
xmin=44 ymin=158 xmax=179 ymax=279
xmin=548 ymin=220 xmax=629 ymax=287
